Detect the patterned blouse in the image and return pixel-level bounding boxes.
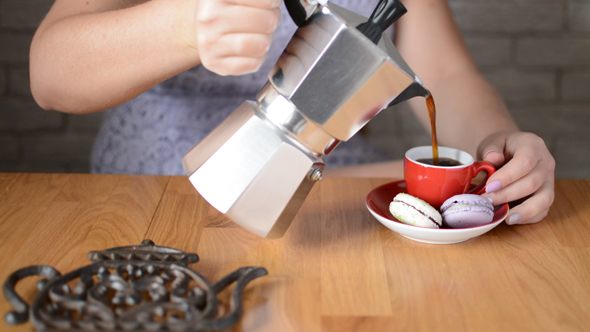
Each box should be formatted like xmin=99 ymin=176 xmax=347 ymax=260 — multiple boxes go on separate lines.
xmin=91 ymin=0 xmax=390 ymax=175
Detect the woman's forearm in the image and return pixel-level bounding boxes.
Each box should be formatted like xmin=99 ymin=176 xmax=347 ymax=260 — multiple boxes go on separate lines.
xmin=407 ymin=70 xmax=518 ymax=158
xmin=30 ymin=0 xmax=199 ymax=114
xmin=396 ymin=0 xmax=518 ymax=158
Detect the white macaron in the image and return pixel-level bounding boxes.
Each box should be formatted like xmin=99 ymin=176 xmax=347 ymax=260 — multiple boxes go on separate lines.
xmin=389 ymin=193 xmax=442 ymax=228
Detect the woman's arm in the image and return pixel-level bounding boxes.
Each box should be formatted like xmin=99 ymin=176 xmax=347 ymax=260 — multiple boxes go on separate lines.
xmin=30 ymin=0 xmax=198 ymax=113
xmin=395 ymin=0 xmax=518 ymax=157
xmin=395 ymin=0 xmax=555 ymax=225
xmin=30 ymin=0 xmax=280 ymax=114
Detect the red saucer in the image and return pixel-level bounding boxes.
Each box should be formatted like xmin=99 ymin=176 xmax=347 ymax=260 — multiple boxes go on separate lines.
xmin=366 ymin=180 xmax=509 ymax=244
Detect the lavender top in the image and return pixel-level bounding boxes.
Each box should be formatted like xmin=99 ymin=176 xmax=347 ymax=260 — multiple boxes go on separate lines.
xmin=91 ymin=0 xmax=389 ymax=175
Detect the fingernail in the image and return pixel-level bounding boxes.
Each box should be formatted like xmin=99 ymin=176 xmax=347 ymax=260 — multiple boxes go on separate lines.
xmin=484 ymin=150 xmax=496 ymax=159
xmin=508 ymin=213 xmax=522 ymax=225
xmin=485 ymin=180 xmax=502 ymax=194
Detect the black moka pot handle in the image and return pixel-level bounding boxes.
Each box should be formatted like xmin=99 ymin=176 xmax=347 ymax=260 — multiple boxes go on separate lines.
xmin=284 ymin=0 xmax=310 ymax=27
xmin=357 ymin=0 xmax=407 ymax=44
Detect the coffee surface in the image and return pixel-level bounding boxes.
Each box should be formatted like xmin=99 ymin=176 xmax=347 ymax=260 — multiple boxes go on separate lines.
xmin=416 ymin=158 xmax=463 ymax=166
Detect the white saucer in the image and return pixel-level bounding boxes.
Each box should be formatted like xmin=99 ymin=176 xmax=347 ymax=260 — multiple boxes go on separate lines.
xmin=366 ymin=180 xmax=509 ymax=244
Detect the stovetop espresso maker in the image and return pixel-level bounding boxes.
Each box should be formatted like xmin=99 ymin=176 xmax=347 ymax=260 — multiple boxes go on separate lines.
xmin=183 ymin=0 xmax=429 ymax=238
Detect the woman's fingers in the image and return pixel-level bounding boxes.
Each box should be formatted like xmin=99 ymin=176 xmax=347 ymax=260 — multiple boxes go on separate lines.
xmin=214 ymin=55 xmax=268 ymax=76
xmin=199 ymin=31 xmax=273 ymax=75
xmin=484 ymin=158 xmax=548 ymax=205
xmin=481 ymin=132 xmax=553 ymax=194
xmin=477 ymin=131 xmax=509 ymax=167
xmin=195 ymin=0 xmax=281 ymax=75
xmin=485 ymin=150 xmax=542 ymax=195
xmin=225 ymin=0 xmax=282 ymax=9
xmin=505 ymin=180 xmax=555 ymax=225
xmin=209 ymin=33 xmax=274 ymax=58
xmin=485 ymin=162 xmax=554 ymax=224
xmin=477 ymin=131 xmax=555 ymax=226
xmin=198 ymin=5 xmax=280 ymax=34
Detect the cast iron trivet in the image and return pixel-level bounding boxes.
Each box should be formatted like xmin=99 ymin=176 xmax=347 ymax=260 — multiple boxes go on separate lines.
xmin=3 ymin=240 xmax=267 ymax=331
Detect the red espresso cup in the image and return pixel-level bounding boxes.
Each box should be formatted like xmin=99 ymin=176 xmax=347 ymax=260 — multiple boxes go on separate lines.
xmin=404 ymin=146 xmax=495 ymax=209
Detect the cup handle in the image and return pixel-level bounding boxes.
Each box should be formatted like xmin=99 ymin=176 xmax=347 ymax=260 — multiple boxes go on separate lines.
xmin=467 ymin=161 xmax=496 ymax=195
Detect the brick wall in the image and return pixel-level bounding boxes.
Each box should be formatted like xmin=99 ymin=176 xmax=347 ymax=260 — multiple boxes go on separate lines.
xmin=1 ymin=0 xmax=589 ymax=178
xmin=0 ymin=0 xmax=103 ymax=173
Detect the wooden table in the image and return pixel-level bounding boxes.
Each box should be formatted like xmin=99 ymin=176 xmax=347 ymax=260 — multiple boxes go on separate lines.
xmin=1 ymin=173 xmax=589 ymax=331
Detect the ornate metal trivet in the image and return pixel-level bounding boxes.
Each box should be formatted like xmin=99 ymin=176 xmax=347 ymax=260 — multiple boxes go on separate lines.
xmin=3 ymin=240 xmax=267 ymax=331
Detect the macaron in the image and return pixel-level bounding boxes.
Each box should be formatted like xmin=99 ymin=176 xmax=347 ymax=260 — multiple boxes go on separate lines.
xmin=389 ymin=193 xmax=442 ymax=228
xmin=440 ymin=194 xmax=494 ymax=228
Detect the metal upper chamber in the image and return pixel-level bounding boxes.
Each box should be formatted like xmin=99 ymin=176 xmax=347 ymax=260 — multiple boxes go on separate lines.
xmin=183 ymin=0 xmax=429 ymax=238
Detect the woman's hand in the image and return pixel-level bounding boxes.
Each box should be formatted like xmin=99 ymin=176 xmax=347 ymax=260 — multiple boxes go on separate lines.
xmin=478 ymin=131 xmax=556 ymax=225
xmin=194 ymin=0 xmax=282 ymax=76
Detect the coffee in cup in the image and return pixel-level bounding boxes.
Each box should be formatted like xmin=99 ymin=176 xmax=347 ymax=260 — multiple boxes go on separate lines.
xmin=415 ymin=158 xmax=462 ymax=167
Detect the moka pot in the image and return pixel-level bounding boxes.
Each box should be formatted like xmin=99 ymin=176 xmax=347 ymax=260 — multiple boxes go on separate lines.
xmin=183 ymin=0 xmax=429 ymax=238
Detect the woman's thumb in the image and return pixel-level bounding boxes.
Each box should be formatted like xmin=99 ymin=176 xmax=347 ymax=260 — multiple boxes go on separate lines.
xmin=478 ymin=135 xmax=507 ymax=168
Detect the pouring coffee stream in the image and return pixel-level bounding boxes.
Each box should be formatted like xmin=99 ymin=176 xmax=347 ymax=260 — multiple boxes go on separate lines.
xmin=426 ymin=94 xmax=439 ymax=165
xmin=183 ymin=0 xmax=434 ymax=238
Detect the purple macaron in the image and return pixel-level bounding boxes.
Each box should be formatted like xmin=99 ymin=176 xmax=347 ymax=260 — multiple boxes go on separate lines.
xmin=440 ymin=194 xmax=494 ymax=228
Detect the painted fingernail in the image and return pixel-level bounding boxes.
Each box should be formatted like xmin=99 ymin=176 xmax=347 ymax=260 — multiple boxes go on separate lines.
xmin=508 ymin=213 xmax=522 ymax=225
xmin=484 ymin=150 xmax=497 ymax=159
xmin=485 ymin=180 xmax=502 ymax=194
